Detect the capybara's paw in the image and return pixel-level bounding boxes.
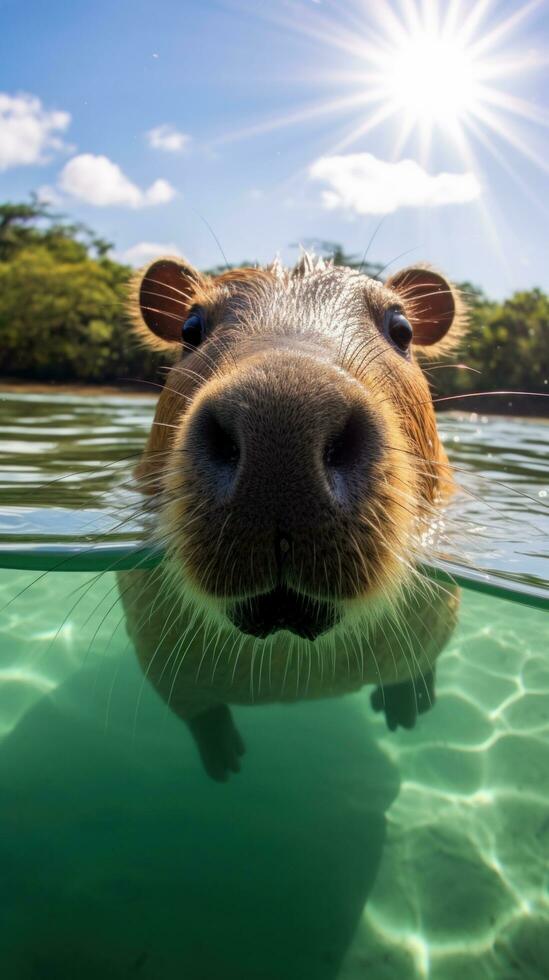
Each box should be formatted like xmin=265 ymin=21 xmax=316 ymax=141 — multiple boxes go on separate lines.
xmin=188 ymin=704 xmax=246 ymax=781
xmin=370 ymin=669 xmax=436 ymax=732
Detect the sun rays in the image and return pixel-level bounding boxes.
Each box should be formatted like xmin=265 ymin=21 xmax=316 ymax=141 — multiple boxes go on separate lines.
xmin=223 ymin=0 xmax=548 ymax=194
xmin=343 ymin=0 xmax=549 ymax=168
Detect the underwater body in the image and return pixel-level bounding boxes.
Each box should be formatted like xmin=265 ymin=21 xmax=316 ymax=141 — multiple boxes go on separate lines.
xmin=1 ymin=393 xmax=549 ymax=979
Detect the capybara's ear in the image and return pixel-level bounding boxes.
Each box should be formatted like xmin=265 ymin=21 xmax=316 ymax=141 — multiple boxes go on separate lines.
xmin=385 ymin=266 xmax=464 ymax=348
xmin=129 ymin=256 xmax=207 ymax=349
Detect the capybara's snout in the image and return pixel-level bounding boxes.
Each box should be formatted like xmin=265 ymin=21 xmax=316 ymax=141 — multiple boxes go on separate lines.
xmin=185 ymin=351 xmax=379 ymax=510
xmin=164 ymin=350 xmax=397 ymax=608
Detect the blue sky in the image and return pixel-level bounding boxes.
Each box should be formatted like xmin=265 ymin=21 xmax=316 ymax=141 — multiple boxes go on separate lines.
xmin=1 ymin=0 xmax=548 ymax=297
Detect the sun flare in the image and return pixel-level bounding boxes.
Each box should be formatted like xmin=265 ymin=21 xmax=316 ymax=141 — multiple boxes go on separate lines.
xmin=338 ymin=0 xmax=549 ymax=170
xmin=375 ymin=29 xmax=480 ymax=129
xmin=226 ymin=0 xmax=548 ymax=195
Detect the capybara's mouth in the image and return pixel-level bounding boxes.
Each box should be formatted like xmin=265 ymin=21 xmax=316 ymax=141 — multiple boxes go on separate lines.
xmin=228 ymin=585 xmax=339 ymax=640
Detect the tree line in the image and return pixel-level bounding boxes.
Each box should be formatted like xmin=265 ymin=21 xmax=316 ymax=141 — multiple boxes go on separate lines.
xmin=0 ymin=200 xmax=547 ymax=414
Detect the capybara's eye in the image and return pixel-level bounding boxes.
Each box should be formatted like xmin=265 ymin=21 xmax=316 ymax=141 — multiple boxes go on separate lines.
xmin=182 ymin=311 xmax=206 ymax=347
xmin=384 ymin=308 xmax=413 ymax=353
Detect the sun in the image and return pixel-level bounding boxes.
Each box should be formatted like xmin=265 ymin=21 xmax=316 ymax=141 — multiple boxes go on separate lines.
xmin=376 ymin=28 xmax=480 ymax=129
xmin=342 ymin=0 xmax=548 ymax=166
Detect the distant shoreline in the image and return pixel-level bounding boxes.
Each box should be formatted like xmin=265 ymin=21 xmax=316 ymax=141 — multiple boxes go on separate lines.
xmin=0 ymin=378 xmax=547 ymax=419
xmin=0 ymin=379 xmax=157 ymax=399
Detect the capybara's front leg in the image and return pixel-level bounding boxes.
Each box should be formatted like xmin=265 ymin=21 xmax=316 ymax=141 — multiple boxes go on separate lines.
xmin=187 ymin=704 xmax=246 ymax=782
xmin=370 ymin=668 xmax=436 ymax=732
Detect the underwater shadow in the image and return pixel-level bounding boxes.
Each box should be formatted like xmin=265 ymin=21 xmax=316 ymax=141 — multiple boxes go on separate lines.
xmin=0 ymin=652 xmax=399 ymax=979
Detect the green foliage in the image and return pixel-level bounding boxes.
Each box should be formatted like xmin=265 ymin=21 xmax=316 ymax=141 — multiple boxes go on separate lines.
xmin=0 ymin=198 xmax=54 ymax=261
xmin=430 ymin=284 xmax=549 ymax=411
xmin=0 ymin=200 xmax=160 ymax=384
xmin=0 ymin=206 xmax=547 ymax=413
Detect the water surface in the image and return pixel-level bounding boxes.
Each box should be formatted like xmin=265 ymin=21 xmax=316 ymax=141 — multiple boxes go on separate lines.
xmin=1 ymin=393 xmax=548 ymax=599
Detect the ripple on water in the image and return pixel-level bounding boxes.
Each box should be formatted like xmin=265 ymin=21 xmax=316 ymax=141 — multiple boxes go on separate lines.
xmin=342 ymin=591 xmax=549 ymax=979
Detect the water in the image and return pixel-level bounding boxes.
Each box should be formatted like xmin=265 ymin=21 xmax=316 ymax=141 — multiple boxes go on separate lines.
xmin=1 ymin=392 xmax=548 ymax=979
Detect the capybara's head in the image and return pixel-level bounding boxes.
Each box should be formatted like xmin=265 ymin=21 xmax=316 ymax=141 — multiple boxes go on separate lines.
xmin=131 ymin=253 xmax=463 ymax=640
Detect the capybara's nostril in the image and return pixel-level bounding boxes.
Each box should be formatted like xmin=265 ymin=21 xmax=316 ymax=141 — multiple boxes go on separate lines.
xmin=204 ymin=414 xmax=240 ymax=468
xmin=190 ymin=404 xmax=240 ymax=494
xmin=322 ymin=404 xmax=375 ymax=506
xmin=324 ymin=407 xmax=368 ymax=473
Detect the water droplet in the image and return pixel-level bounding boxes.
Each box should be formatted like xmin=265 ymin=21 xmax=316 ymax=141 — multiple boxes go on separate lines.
xmin=539 ymin=490 xmax=548 ymax=498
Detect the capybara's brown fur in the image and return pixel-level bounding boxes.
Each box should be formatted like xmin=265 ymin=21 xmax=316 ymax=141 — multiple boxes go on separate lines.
xmin=119 ymin=253 xmax=462 ymax=779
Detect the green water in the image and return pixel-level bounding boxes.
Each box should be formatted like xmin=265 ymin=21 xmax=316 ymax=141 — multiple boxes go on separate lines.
xmin=1 ymin=393 xmax=549 ymax=979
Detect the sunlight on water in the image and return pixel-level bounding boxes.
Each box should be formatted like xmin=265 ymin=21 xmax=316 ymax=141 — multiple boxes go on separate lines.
xmin=341 ymin=594 xmax=549 ymax=978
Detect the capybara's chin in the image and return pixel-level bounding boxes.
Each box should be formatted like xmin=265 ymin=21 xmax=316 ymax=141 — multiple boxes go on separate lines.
xmin=227 ymin=585 xmax=340 ymax=640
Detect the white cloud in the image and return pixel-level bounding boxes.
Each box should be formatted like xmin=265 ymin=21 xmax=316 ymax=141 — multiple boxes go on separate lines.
xmin=120 ymin=241 xmax=182 ymax=266
xmin=0 ymin=92 xmax=71 ymax=171
xmin=143 ymin=178 xmax=175 ymax=205
xmin=146 ymin=124 xmax=191 ymax=153
xmin=58 ymin=153 xmax=176 ymax=208
xmin=309 ymin=153 xmax=481 ymax=215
